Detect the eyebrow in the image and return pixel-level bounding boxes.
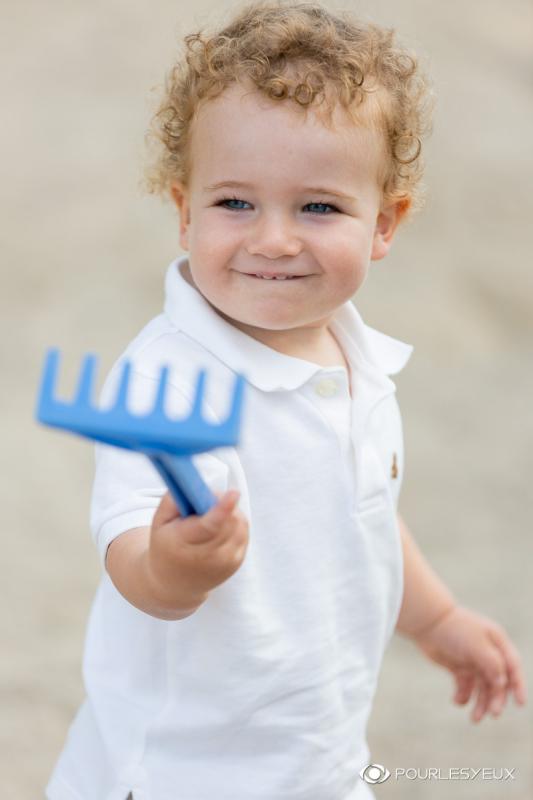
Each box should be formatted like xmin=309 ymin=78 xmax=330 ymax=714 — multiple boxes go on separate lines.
xmin=203 ymin=180 xmax=356 ymax=201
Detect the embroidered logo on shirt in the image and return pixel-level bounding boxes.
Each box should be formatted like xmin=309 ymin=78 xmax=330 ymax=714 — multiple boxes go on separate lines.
xmin=391 ymin=452 xmax=398 ymax=479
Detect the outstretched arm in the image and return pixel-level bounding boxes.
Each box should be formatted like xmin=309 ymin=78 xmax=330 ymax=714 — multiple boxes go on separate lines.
xmin=395 ymin=513 xmax=527 ymax=722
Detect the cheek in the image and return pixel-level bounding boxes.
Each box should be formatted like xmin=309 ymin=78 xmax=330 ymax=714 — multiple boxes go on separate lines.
xmin=314 ymin=226 xmax=370 ymax=272
xmin=318 ymin=235 xmax=372 ymax=300
xmin=313 ymin=218 xmax=373 ymax=256
xmin=191 ymin=215 xmax=242 ymax=263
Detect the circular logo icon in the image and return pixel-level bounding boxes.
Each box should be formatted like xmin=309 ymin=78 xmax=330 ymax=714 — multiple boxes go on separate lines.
xmin=360 ymin=763 xmax=391 ymax=784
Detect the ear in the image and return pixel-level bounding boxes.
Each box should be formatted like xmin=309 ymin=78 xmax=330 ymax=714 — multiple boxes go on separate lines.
xmin=170 ymin=182 xmax=191 ymax=251
xmin=371 ymin=197 xmax=411 ymax=261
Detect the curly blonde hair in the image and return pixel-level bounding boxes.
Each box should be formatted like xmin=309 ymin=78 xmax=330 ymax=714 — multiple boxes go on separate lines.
xmin=141 ymin=0 xmax=434 ymax=218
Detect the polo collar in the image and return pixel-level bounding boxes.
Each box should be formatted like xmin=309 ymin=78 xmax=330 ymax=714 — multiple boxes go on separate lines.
xmin=163 ymin=255 xmax=413 ymax=392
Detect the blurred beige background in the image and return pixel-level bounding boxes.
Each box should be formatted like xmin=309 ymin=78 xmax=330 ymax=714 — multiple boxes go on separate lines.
xmin=2 ymin=0 xmax=532 ymax=797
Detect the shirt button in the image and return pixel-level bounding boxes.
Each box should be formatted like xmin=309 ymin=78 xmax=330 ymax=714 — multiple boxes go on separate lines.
xmin=314 ymin=378 xmax=340 ymax=397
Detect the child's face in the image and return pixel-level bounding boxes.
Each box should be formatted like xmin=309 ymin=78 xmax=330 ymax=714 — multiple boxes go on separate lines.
xmin=171 ymin=81 xmax=406 ymax=344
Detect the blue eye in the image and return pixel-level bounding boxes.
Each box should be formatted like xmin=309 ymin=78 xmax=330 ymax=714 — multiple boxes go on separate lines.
xmin=218 ymin=197 xmax=251 ymax=210
xmin=216 ymin=197 xmax=339 ymax=214
xmin=304 ymin=202 xmax=338 ymax=214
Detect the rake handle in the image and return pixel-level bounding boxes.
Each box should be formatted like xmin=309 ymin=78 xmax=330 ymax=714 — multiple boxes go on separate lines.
xmin=150 ymin=453 xmax=218 ymax=518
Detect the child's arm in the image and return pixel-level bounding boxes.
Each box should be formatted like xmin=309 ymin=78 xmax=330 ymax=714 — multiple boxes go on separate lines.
xmin=395 ymin=513 xmax=527 ymax=721
xmin=394 ymin=513 xmax=456 ymax=639
xmin=106 ymin=489 xmax=249 ymax=621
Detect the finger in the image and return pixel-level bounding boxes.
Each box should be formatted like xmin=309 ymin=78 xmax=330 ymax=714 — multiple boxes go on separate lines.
xmin=453 ymin=671 xmax=475 ymax=705
xmin=475 ymin=637 xmax=508 ymax=693
xmin=488 ymin=686 xmax=508 ymax=718
xmin=471 ymin=677 xmax=489 ymax=723
xmin=453 ymin=671 xmax=471 ymax=703
xmin=488 ymin=627 xmax=528 ymax=706
xmin=200 ymin=490 xmax=241 ymax=534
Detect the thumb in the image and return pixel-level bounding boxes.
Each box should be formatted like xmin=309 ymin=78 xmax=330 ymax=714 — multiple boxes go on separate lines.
xmin=200 ymin=489 xmax=240 ymax=532
xmin=152 ymin=490 xmax=181 ymax=528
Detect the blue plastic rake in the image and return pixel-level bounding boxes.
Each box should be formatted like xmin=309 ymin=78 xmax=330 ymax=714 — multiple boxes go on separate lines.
xmin=35 ymin=348 xmax=246 ymax=517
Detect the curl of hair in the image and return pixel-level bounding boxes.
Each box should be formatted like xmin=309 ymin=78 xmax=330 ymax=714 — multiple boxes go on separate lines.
xmin=141 ymin=0 xmax=434 ymax=219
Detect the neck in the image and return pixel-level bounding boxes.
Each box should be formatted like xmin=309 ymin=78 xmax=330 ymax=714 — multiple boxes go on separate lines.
xmin=218 ymin=312 xmax=349 ymax=371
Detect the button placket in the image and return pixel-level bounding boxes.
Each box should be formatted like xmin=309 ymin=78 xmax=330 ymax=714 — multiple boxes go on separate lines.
xmin=305 ymin=372 xmax=352 ymax=461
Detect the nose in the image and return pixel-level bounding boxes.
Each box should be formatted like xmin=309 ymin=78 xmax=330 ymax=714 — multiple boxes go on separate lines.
xmin=245 ymin=212 xmax=303 ymax=259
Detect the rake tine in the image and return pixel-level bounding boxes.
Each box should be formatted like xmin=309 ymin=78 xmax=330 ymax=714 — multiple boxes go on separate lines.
xmin=39 ymin=348 xmax=61 ymax=409
xmin=189 ymin=369 xmax=207 ymax=422
xmin=224 ymin=374 xmax=246 ymax=437
xmin=151 ymin=365 xmax=170 ymax=417
xmin=75 ymin=353 xmax=98 ymax=408
xmin=36 ymin=347 xmax=78 ymax=426
xmin=113 ymin=360 xmax=132 ymax=413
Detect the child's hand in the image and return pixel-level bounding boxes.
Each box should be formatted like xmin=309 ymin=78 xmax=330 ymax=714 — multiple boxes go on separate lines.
xmin=147 ymin=489 xmax=249 ymax=609
xmin=413 ymin=605 xmax=527 ymax=723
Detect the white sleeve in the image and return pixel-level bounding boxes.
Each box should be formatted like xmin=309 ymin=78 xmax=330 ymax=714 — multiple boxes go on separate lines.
xmin=90 ymin=365 xmax=230 ymax=570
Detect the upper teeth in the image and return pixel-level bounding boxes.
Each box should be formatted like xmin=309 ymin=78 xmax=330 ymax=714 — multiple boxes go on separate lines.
xmin=254 ymin=274 xmax=293 ymax=280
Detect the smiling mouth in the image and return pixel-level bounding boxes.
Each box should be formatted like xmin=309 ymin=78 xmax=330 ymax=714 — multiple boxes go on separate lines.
xmin=245 ymin=273 xmax=306 ymax=281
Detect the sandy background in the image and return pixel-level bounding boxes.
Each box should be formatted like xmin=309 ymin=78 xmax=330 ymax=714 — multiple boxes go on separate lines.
xmin=2 ymin=0 xmax=532 ymax=797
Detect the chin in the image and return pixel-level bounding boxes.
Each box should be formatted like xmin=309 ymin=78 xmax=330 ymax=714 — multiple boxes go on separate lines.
xmin=244 ymin=312 xmax=303 ymax=330
xmin=224 ymin=310 xmax=294 ymax=333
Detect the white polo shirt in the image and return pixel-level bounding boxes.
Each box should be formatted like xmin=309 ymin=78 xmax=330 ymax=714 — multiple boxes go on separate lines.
xmin=46 ymin=255 xmax=413 ymax=800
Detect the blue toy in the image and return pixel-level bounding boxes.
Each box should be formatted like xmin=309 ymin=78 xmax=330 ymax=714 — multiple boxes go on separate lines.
xmin=35 ymin=348 xmax=246 ymax=517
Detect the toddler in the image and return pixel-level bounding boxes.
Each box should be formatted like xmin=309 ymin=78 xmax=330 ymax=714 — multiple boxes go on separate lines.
xmin=46 ymin=2 xmax=526 ymax=799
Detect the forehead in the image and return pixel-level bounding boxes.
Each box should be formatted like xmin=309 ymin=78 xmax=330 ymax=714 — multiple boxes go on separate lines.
xmin=188 ymin=81 xmax=384 ymax=189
